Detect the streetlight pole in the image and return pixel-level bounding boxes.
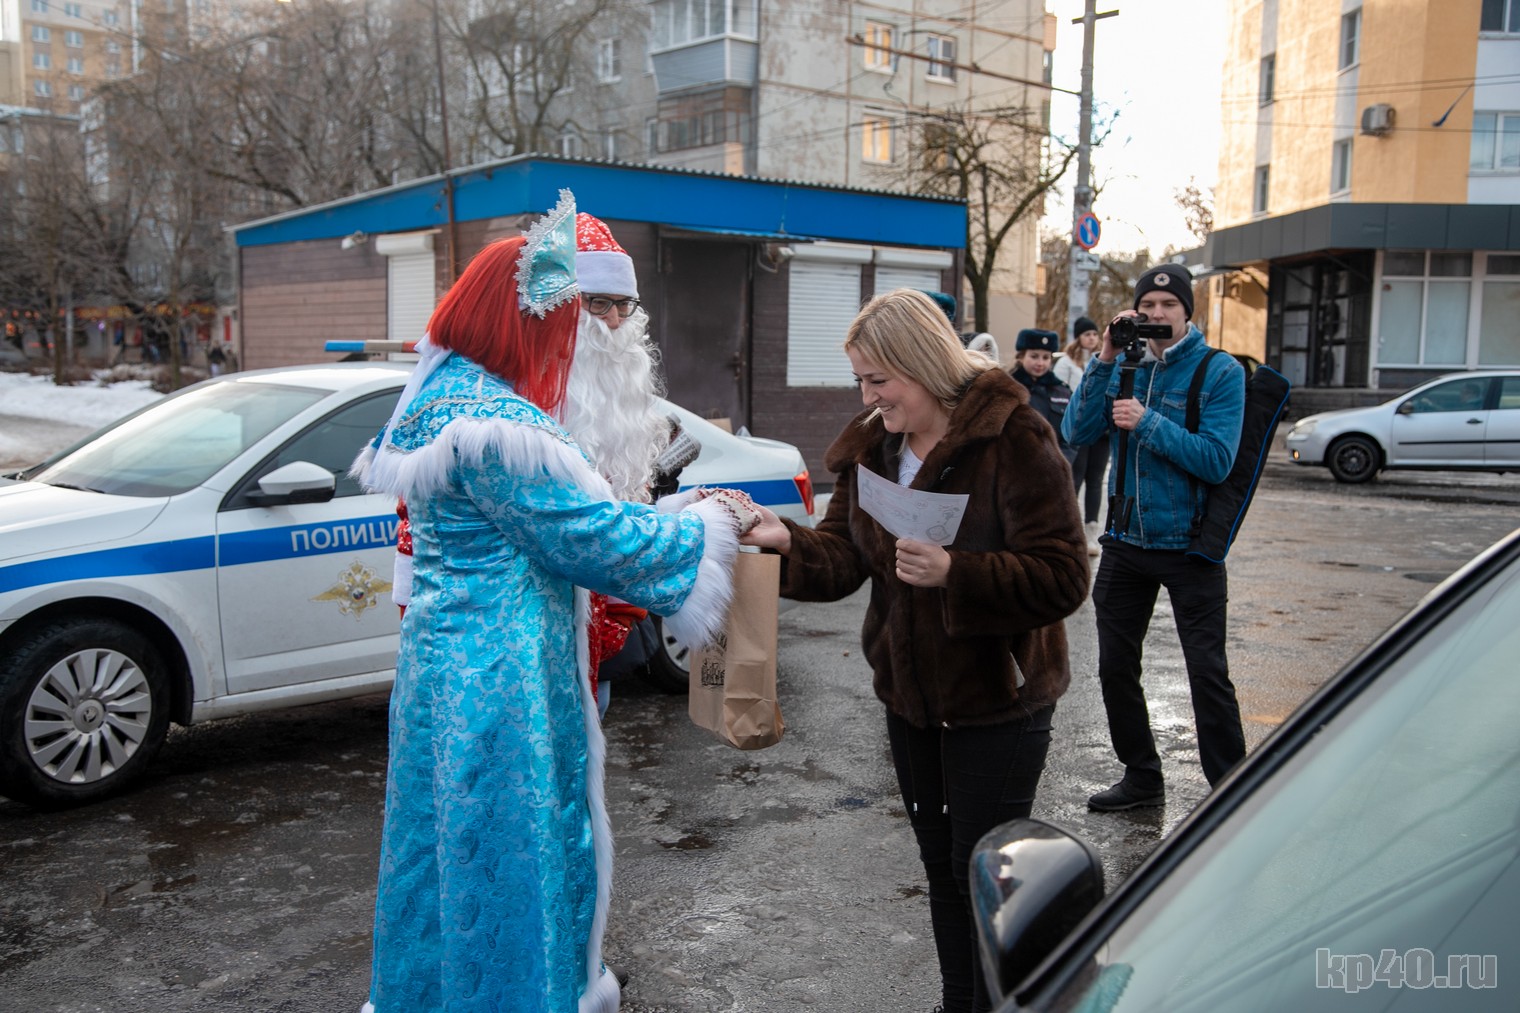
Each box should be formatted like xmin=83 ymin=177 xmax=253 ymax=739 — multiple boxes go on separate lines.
xmin=1067 ymin=1 xmax=1116 ymax=328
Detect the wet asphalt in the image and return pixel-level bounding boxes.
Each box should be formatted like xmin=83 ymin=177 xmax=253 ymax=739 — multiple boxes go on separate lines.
xmin=2 ymin=458 xmax=1518 ymax=1012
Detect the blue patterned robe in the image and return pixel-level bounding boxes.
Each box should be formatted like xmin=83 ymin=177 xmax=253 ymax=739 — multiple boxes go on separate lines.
xmin=355 ymin=353 xmax=734 ymax=1012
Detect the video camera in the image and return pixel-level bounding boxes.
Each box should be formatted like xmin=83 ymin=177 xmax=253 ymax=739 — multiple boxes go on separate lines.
xmin=1110 ymin=314 xmax=1172 ymax=360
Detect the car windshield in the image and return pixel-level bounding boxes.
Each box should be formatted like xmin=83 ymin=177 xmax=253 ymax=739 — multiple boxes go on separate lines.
xmin=25 ymin=381 xmax=328 ymax=497
xmin=1063 ymin=550 xmax=1520 ymax=1011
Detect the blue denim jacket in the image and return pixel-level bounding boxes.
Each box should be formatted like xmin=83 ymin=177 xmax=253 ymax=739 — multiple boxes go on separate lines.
xmin=1061 ymin=326 xmax=1245 ymax=550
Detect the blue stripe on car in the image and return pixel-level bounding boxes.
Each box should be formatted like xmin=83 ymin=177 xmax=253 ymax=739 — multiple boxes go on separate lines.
xmin=679 ymin=478 xmax=799 ymax=507
xmin=0 ymin=515 xmax=400 ymax=595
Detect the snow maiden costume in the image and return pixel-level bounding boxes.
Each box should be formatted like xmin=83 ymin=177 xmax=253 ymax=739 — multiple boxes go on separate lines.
xmin=353 ymin=192 xmax=749 ymax=1012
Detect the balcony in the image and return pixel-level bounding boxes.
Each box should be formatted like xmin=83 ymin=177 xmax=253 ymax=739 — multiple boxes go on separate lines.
xmin=650 ymin=36 xmax=757 ymax=95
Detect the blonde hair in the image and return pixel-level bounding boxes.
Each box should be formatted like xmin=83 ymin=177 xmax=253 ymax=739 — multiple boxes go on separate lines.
xmin=844 ymin=289 xmax=997 ymax=413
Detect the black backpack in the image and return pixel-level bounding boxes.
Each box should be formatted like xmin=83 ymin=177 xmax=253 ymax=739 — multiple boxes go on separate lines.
xmin=1183 ymin=349 xmax=1292 ymax=563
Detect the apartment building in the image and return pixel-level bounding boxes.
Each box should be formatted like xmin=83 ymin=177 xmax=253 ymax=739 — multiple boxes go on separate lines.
xmin=469 ymin=0 xmax=1056 ymax=344
xmin=1204 ymin=0 xmax=1520 ymax=393
xmin=0 ymin=0 xmax=131 ymax=113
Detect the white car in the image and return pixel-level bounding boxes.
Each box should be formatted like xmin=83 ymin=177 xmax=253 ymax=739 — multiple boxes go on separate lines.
xmin=0 ymin=363 xmax=813 ymax=805
xmin=1285 ymin=370 xmax=1520 ymax=483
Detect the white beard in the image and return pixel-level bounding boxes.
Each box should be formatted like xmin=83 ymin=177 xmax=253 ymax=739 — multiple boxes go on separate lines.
xmin=561 ymin=308 xmax=670 ymax=503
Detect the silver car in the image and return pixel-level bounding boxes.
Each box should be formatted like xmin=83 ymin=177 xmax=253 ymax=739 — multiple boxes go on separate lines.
xmin=1285 ymin=370 xmax=1520 ymax=483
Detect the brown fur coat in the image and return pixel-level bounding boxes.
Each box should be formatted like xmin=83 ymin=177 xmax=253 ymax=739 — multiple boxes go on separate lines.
xmin=780 ymin=367 xmax=1089 ymax=728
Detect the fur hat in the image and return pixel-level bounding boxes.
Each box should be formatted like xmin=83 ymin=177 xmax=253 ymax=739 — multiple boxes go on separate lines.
xmin=575 ymin=213 xmax=638 ymax=298
xmin=1133 ymin=265 xmax=1194 ymax=319
xmin=1072 ymin=316 xmax=1099 ymax=338
xmin=1015 ymin=328 xmax=1060 ymax=354
xmin=963 ymin=332 xmax=1000 ymax=360
xmin=921 ymin=290 xmax=957 ymax=324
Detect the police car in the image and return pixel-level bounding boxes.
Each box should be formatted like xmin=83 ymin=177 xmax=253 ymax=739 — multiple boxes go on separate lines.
xmin=0 ymin=362 xmax=814 ymax=805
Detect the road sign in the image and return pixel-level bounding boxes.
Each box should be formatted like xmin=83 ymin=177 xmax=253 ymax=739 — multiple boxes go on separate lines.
xmin=1074 ymin=251 xmax=1101 ymax=272
xmin=1075 ymin=213 xmax=1101 ymax=250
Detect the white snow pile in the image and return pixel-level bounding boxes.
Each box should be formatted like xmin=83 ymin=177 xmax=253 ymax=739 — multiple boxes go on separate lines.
xmin=0 ymin=371 xmax=163 ymax=466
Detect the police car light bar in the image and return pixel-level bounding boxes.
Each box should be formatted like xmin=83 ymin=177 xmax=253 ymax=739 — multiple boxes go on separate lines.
xmin=324 ymin=340 xmax=418 ymax=353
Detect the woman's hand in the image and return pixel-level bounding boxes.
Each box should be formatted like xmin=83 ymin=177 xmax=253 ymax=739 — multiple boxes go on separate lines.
xmin=895 ymin=538 xmax=950 ymax=587
xmin=740 ymin=504 xmax=792 ymax=553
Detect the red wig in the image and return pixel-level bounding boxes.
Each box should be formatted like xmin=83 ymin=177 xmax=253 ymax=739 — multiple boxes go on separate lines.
xmin=425 ymin=237 xmax=580 ymax=412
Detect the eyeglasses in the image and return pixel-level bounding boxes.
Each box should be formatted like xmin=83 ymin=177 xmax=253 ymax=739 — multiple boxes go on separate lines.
xmin=584 ymin=295 xmax=640 ymax=316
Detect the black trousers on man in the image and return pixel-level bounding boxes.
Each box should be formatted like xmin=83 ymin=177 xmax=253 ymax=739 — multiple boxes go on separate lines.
xmin=1091 ymin=540 xmax=1245 ymax=787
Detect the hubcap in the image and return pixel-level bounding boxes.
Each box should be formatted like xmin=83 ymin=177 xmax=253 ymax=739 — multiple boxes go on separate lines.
xmin=24 ymin=647 xmax=153 ymax=785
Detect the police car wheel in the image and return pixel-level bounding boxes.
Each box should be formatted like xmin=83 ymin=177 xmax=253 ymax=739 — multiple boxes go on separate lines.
xmin=641 ymin=616 xmax=691 ymax=695
xmin=0 ymin=618 xmax=172 ymax=807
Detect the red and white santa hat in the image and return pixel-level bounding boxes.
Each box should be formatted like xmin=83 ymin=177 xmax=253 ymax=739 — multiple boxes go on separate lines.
xmin=575 ymin=212 xmax=638 ymax=299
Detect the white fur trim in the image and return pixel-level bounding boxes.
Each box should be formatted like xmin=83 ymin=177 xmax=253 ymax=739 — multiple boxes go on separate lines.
xmin=392 ymin=551 xmax=413 ymax=608
xmin=359 ymin=416 xmax=614 ymax=504
xmin=661 ymin=497 xmax=740 ymax=648
xmin=579 ymin=966 xmax=621 ymax=1013
xmin=574 ymin=588 xmax=620 ymax=1013
xmin=576 ymin=249 xmax=638 ymax=299
xmin=655 ymin=487 xmax=704 ymax=513
xmin=360 ymin=1003 xmax=374 ymax=1013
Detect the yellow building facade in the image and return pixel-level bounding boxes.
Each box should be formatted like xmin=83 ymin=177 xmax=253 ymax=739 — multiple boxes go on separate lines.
xmin=1205 ymin=0 xmax=1520 ymax=392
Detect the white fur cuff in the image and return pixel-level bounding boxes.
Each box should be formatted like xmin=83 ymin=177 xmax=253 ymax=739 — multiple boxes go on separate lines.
xmin=661 ymin=497 xmax=740 ymax=648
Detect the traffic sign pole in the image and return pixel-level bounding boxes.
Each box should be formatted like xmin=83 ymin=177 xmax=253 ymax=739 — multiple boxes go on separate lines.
xmin=1067 ymin=0 xmax=1118 ymax=330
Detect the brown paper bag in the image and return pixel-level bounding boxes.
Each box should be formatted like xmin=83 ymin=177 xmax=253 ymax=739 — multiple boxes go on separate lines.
xmin=688 ymin=551 xmax=785 ymax=750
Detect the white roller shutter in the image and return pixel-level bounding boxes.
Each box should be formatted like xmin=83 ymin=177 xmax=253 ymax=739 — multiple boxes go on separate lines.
xmin=874 ymin=265 xmax=943 ymax=296
xmin=377 ymin=231 xmax=438 ymax=343
xmin=787 ymin=261 xmax=862 ymax=387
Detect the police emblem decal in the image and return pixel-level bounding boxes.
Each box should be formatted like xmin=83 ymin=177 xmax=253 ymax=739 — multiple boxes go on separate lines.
xmin=313 ymin=561 xmax=394 ymax=618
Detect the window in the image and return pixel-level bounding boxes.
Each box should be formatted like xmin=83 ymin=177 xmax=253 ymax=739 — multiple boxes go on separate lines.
xmin=1379 ymin=251 xmax=1472 ymax=366
xmin=1253 ymin=165 xmax=1270 ymax=213
xmin=927 ymin=35 xmax=956 ymax=82
xmin=1480 ymin=0 xmax=1520 ymax=32
xmin=650 ymin=0 xmax=758 ymax=49
xmin=646 ymin=117 xmax=659 ymax=154
xmin=1331 ymin=138 xmax=1352 ymax=192
xmin=1480 ymin=255 xmax=1520 ymax=364
xmin=64 ymin=1 xmax=81 ymax=13
xmin=106 ymin=40 xmax=120 ymax=53
xmin=67 ymin=57 xmax=84 ymax=73
xmin=1259 ymin=54 xmax=1275 ymax=105
xmin=68 ymin=84 xmax=84 ymax=101
xmin=596 ymin=38 xmax=621 ymax=82
xmin=34 ymin=53 xmax=52 ymax=70
xmin=601 ymin=127 xmax=618 ymax=160
xmin=228 ymin=394 xmax=399 ymax=506
xmin=32 ymin=26 xmax=51 ymax=42
xmin=863 ymin=21 xmax=895 ymax=72
xmin=1470 ymin=112 xmax=1520 ymax=171
xmin=559 ymin=131 xmax=581 ymax=158
xmin=862 ymin=115 xmax=893 ymax=163
xmin=103 ymin=10 xmax=118 ymax=24
xmin=66 ymin=30 xmax=83 ymax=47
xmin=1043 ymin=49 xmax=1053 ymax=85
xmin=35 ymin=81 xmax=52 ymax=97
xmin=106 ymin=60 xmax=120 ymax=77
xmin=1339 ymin=9 xmax=1360 ymax=70
xmin=30 ymin=0 xmax=48 ymax=10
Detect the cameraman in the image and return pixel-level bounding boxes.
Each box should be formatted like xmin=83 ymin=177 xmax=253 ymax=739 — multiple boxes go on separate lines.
xmin=1061 ymin=265 xmax=1246 ymax=810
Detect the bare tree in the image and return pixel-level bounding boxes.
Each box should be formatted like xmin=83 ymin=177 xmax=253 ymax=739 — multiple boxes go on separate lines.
xmin=1036 ymin=228 xmax=1156 ymax=334
xmin=1174 ymin=176 xmax=1214 ymax=246
xmin=900 ymin=103 xmax=1085 ymax=333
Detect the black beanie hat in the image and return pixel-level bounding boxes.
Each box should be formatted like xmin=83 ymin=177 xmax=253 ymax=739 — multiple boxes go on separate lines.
xmin=1015 ymin=328 xmax=1060 ymax=353
xmin=1072 ymin=316 xmax=1098 ymax=338
xmin=1133 ymin=264 xmax=1194 ymax=319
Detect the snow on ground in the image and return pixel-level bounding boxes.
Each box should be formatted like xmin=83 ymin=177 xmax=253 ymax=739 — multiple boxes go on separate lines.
xmin=0 ymin=371 xmax=163 ymax=469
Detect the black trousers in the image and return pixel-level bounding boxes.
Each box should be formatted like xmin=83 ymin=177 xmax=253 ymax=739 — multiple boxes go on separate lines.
xmin=1091 ymin=539 xmax=1245 ymax=787
xmin=887 ymin=704 xmax=1055 ymax=1013
xmin=1070 ymin=434 xmax=1111 ymax=524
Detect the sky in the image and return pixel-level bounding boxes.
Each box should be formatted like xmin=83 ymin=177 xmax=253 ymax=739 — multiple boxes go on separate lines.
xmin=1039 ymin=0 xmax=1228 ymax=256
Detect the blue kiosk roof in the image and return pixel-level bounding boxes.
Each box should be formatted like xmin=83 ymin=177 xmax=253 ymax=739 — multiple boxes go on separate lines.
xmin=229 ymin=155 xmax=966 ymax=250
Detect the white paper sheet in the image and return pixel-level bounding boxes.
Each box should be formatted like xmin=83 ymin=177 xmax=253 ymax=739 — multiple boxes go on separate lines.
xmin=855 ymin=463 xmax=969 ymax=546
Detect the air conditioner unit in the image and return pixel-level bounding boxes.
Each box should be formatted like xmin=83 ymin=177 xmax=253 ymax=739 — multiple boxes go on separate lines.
xmin=1360 ymin=104 xmax=1395 ymax=136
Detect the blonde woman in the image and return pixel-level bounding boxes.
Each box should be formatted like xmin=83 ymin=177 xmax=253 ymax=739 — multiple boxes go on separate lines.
xmin=1055 ymin=316 xmax=1109 ymax=553
xmin=743 ymin=289 xmax=1089 ymax=1013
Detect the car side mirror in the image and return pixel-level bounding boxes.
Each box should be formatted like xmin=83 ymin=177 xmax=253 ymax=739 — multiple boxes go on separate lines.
xmin=251 ymin=461 xmax=337 ymax=505
xmin=971 ymin=818 xmax=1106 ymax=1004
xmin=1396 ymin=401 xmax=1415 ymax=415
